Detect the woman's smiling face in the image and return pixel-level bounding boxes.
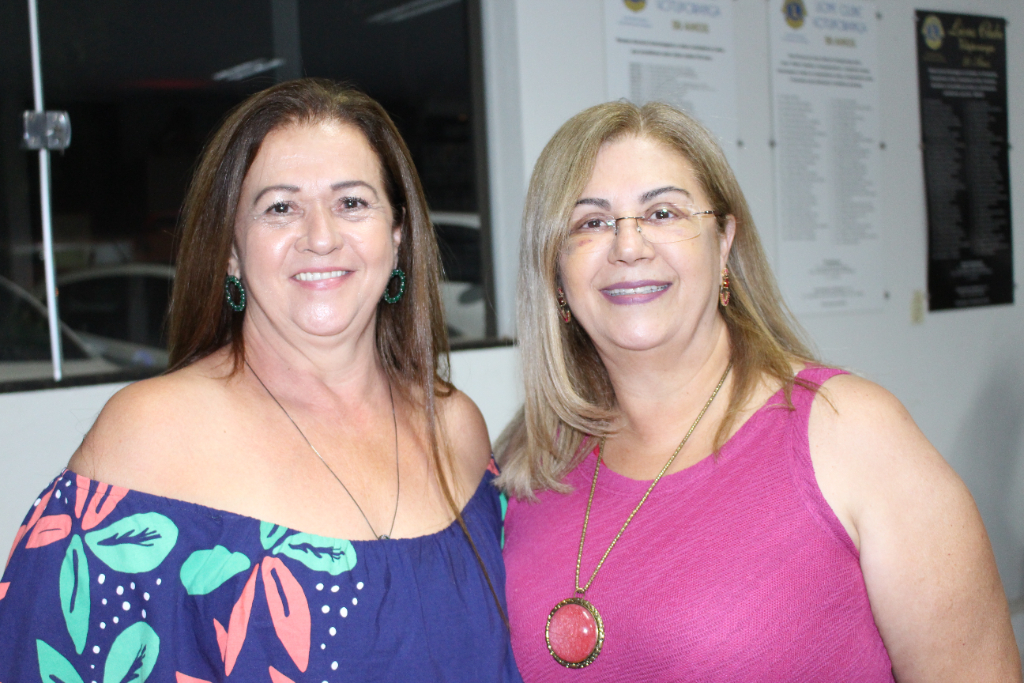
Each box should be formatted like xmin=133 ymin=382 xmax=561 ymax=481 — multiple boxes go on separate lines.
xmin=558 ymin=135 xmax=734 ymax=357
xmin=229 ymin=120 xmax=400 ymax=344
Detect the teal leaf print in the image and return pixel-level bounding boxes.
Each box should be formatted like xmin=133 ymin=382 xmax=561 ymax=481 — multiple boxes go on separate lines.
xmin=84 ymin=512 xmax=178 ymax=574
xmin=103 ymin=621 xmax=160 ymax=683
xmin=272 ymin=533 xmax=357 ymax=575
xmin=499 ymin=492 xmax=509 ymax=548
xmin=180 ymin=546 xmax=251 ymax=595
xmin=59 ymin=535 xmax=91 ymax=654
xmin=37 ymin=638 xmax=85 ymax=683
xmin=260 ymin=521 xmax=288 ymax=551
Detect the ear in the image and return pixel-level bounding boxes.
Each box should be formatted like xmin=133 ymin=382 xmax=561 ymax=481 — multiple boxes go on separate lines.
xmin=391 ymin=209 xmax=404 ymax=269
xmin=227 ymin=242 xmax=241 ymax=279
xmin=719 ymin=214 xmax=737 ymax=269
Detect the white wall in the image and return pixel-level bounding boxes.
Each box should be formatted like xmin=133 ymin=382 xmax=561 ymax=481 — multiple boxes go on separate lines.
xmin=479 ymin=0 xmax=1024 ymax=610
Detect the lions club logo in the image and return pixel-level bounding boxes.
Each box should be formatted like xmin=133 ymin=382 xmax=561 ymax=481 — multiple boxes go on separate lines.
xmin=921 ymin=15 xmax=944 ymax=50
xmin=783 ymin=0 xmax=806 ymax=29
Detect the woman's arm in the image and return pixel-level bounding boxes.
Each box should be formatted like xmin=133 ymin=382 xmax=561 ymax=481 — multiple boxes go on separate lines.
xmin=809 ymin=374 xmax=1021 ymax=682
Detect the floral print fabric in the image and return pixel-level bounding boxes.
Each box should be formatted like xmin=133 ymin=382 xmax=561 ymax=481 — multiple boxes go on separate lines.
xmin=0 ymin=465 xmax=521 ymax=683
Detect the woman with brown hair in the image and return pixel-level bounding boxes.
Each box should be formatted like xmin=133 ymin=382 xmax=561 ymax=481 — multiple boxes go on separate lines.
xmin=498 ymin=100 xmax=1019 ymax=681
xmin=0 ymin=79 xmax=521 ymax=682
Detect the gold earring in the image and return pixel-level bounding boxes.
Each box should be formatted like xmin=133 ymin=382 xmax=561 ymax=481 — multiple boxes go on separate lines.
xmin=719 ymin=267 xmax=731 ymax=307
xmin=556 ymin=287 xmax=572 ymax=323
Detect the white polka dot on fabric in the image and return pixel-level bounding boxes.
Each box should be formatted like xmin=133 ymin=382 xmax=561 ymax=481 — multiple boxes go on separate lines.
xmin=55 ymin=490 xmax=61 ymax=499
xmin=316 ymin=583 xmax=324 ymax=591
xmin=33 ymin=498 xmax=41 ymax=507
xmin=130 ymin=582 xmax=135 ymax=590
xmin=341 ymin=607 xmax=348 ymax=618
xmin=320 ymin=643 xmax=326 ymax=650
xmin=92 ymin=646 xmax=100 ymax=654
xmin=321 ymin=605 xmax=330 ymax=614
xmin=356 ymin=582 xmax=364 ymax=590
xmin=142 ymin=609 xmax=147 ymax=619
xmin=116 ymin=586 xmax=124 ymax=595
xmin=352 ymin=597 xmax=358 ymax=606
xmin=122 ymin=601 xmax=130 ymax=611
xmin=99 ymin=622 xmax=106 ymax=629
xmin=332 ymin=661 xmax=338 ymax=670
xmin=101 ymin=599 xmax=107 ymax=606
xmin=113 ymin=617 xmax=119 ymax=624
xmin=143 ymin=592 xmax=150 ymax=601
xmin=331 ymin=585 xmax=339 ymax=593
xmin=156 ymin=578 xmax=162 ymax=585
xmin=329 ymin=627 xmax=336 ymax=636
xmin=97 ymin=574 xmax=105 ymax=585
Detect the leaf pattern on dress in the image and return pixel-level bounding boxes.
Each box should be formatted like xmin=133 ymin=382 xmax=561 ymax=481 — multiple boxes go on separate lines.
xmin=272 ymin=533 xmax=357 ymax=575
xmin=26 ymin=514 xmax=72 ymax=549
xmin=268 ymin=665 xmax=297 ymax=683
xmin=260 ymin=522 xmax=288 ymax=551
xmin=82 ymin=482 xmax=129 ymax=531
xmin=180 ymin=546 xmax=252 ymax=596
xmin=103 ymin=621 xmax=160 ymax=683
xmin=261 ymin=558 xmax=311 ymax=672
xmin=214 ymin=564 xmax=259 ymax=676
xmin=84 ymin=512 xmax=179 ymax=574
xmin=59 ymin=535 xmax=90 ymax=655
xmin=36 ymin=638 xmax=86 ymax=683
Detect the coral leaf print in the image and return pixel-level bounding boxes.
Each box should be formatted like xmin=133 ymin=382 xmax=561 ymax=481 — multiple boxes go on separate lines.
xmin=27 ymin=482 xmax=57 ymax=530
xmin=180 ymin=546 xmax=252 ymax=596
xmin=261 ymin=557 xmax=311 ymax=672
xmin=175 ymin=675 xmax=213 ymax=683
xmin=103 ymin=621 xmax=160 ymax=683
xmin=260 ymin=522 xmax=288 ymax=551
xmin=82 ymin=482 xmax=129 ymax=531
xmin=220 ymin=564 xmax=259 ymax=675
xmin=36 ymin=638 xmax=86 ymax=683
xmin=84 ymin=513 xmax=179 ymax=574
xmin=6 ymin=525 xmax=27 ymax=566
xmin=60 ymin=535 xmax=91 ymax=654
xmin=26 ymin=514 xmax=72 ymax=549
xmin=269 ymin=666 xmax=297 ymax=683
xmin=0 ymin=582 xmax=9 ymax=600
xmin=272 ymin=533 xmax=357 ymax=575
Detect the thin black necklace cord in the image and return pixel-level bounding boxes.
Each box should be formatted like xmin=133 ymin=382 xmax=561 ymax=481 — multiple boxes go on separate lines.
xmin=245 ymin=360 xmax=400 ymax=540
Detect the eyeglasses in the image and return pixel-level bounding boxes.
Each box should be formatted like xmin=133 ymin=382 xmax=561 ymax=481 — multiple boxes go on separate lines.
xmin=561 ymin=205 xmax=719 ymax=255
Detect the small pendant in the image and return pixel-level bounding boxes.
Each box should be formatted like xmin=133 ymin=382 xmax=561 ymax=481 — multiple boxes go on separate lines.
xmin=378 ymin=534 xmax=390 ymax=540
xmin=546 ymin=596 xmax=604 ymax=668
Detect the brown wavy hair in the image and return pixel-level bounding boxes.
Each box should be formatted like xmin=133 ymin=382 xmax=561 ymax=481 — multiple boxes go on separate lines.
xmin=496 ymin=100 xmax=817 ymax=498
xmin=167 ymin=78 xmax=504 ymax=620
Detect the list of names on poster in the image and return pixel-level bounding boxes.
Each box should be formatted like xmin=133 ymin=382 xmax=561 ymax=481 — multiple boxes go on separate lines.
xmin=770 ymin=0 xmax=883 ymax=314
xmin=917 ymin=11 xmax=1012 ymax=310
xmin=605 ymin=0 xmax=737 ymax=157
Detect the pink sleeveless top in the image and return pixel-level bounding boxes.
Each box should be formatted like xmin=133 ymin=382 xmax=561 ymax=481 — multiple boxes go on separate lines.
xmin=503 ymin=367 xmax=894 ymax=682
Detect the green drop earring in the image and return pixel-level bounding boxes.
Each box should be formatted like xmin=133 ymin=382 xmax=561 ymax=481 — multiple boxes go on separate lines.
xmin=382 ymin=268 xmax=406 ymax=304
xmin=225 ymin=275 xmax=246 ymax=312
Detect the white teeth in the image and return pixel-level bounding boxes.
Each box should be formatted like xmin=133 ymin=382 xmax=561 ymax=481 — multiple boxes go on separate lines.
xmin=295 ymin=270 xmax=347 ymax=281
xmin=606 ymin=285 xmax=668 ymax=296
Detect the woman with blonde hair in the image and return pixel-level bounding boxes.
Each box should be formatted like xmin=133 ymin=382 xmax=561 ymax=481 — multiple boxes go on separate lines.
xmin=498 ymin=100 xmax=1019 ymax=681
xmin=0 ymin=79 xmax=521 ymax=682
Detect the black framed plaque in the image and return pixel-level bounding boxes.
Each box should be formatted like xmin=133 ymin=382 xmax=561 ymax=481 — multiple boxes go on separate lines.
xmin=916 ymin=11 xmax=1013 ymax=310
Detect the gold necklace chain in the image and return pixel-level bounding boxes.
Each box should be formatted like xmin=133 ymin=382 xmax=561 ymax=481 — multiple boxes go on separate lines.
xmin=574 ymin=361 xmax=733 ymax=595
xmin=246 ymin=360 xmax=400 ymax=540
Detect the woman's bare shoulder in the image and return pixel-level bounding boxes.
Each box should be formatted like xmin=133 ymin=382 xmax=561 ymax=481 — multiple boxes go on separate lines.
xmin=68 ymin=358 xmax=234 ymax=490
xmin=438 ymin=388 xmax=493 ymax=487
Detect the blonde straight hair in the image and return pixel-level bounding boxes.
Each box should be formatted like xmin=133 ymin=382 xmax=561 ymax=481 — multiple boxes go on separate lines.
xmin=496 ymin=101 xmax=817 ymax=499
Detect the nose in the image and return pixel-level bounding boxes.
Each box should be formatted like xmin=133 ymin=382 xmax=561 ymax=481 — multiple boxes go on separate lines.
xmin=302 ymin=203 xmax=342 ymax=254
xmin=609 ymin=216 xmax=651 ymax=262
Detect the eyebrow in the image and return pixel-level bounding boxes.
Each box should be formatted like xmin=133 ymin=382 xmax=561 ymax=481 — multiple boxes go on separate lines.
xmin=574 ymin=185 xmax=694 ymax=210
xmin=250 ymin=180 xmax=380 ymax=207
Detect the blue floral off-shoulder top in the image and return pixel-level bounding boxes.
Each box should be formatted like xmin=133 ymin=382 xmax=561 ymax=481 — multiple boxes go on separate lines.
xmin=0 ymin=463 xmax=521 ymax=682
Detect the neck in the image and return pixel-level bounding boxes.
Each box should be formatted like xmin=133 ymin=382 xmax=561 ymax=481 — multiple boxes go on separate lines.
xmin=239 ymin=312 xmax=390 ymax=410
xmin=599 ymin=315 xmax=732 ymax=445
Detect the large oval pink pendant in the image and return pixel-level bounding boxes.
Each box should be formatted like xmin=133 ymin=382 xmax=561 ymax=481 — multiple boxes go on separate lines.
xmin=546 ymin=596 xmax=604 ymax=668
